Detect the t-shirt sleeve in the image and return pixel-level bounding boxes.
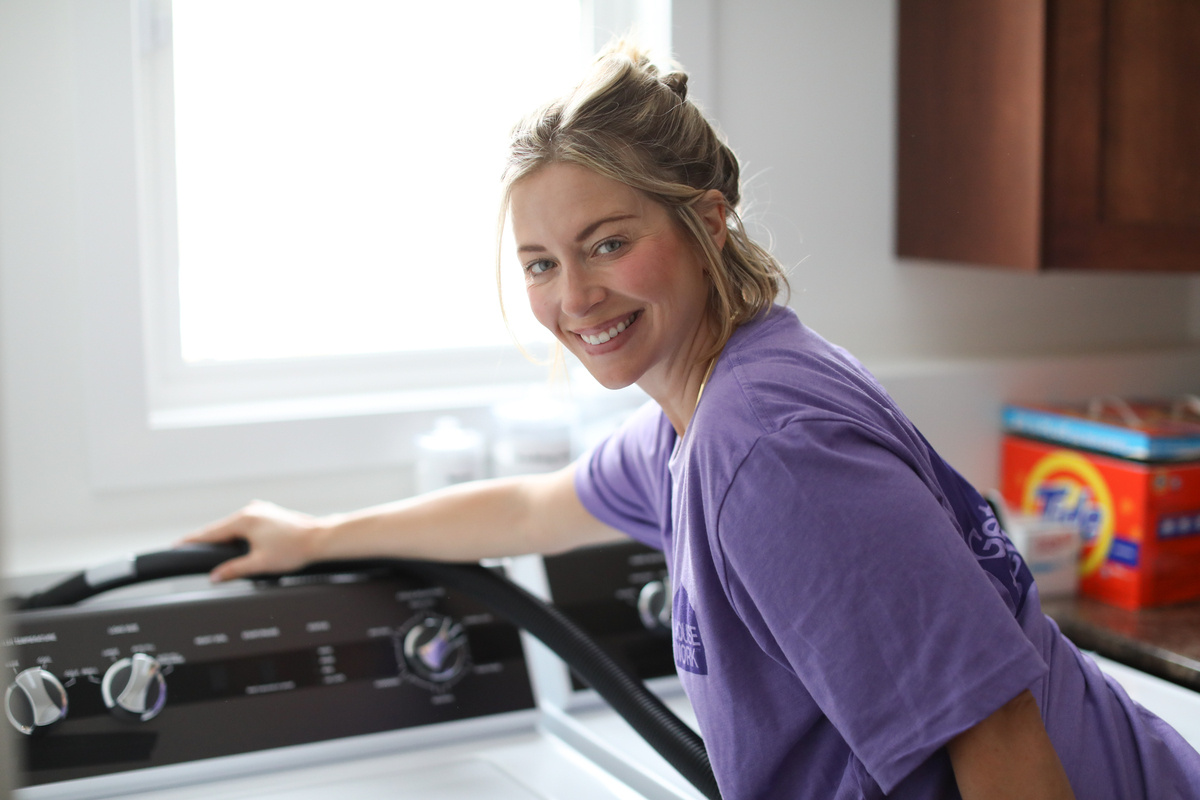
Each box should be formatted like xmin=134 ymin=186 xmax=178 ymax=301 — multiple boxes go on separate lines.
xmin=712 ymin=419 xmax=1048 ymax=793
xmin=573 ymin=401 xmax=670 ymax=550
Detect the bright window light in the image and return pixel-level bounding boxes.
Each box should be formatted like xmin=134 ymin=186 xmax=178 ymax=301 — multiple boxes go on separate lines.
xmin=172 ymin=0 xmax=582 ymax=363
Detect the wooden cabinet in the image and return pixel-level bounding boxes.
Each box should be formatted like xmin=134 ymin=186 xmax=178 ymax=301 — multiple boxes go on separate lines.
xmin=896 ymin=0 xmax=1200 ymax=271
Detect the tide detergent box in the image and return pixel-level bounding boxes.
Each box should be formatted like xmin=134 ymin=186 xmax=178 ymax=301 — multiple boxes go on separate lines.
xmin=1002 ymin=398 xmax=1200 ymax=462
xmin=1000 ymin=434 xmax=1200 ymax=610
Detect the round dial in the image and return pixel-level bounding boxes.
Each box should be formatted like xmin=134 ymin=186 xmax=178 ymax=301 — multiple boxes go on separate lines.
xmin=637 ymin=578 xmax=673 ymax=634
xmin=5 ymin=667 xmax=68 ymax=735
xmin=102 ymin=653 xmax=167 ymax=722
xmin=397 ymin=614 xmax=471 ymax=689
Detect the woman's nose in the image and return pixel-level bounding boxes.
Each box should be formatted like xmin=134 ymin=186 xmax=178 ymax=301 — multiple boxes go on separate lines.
xmin=560 ymin=264 xmax=604 ymax=318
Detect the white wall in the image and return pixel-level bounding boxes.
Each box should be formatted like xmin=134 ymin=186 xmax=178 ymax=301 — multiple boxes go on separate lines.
xmin=1191 ymin=278 xmax=1200 ymax=341
xmin=0 ymin=167 xmax=13 ymax=799
xmin=2 ymin=0 xmax=1199 ymax=577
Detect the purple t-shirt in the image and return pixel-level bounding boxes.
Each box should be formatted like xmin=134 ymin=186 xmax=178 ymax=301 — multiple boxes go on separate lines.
xmin=575 ymin=306 xmax=1200 ymax=799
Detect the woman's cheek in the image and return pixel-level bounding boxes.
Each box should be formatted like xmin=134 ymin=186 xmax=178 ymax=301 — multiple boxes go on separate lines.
xmin=525 ymin=286 xmax=559 ymax=334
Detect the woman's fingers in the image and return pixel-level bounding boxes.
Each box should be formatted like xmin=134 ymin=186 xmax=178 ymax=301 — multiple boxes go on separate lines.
xmin=181 ymin=506 xmax=258 ymax=545
xmin=182 ymin=500 xmax=320 ymax=582
xmin=209 ymin=553 xmax=262 ymax=583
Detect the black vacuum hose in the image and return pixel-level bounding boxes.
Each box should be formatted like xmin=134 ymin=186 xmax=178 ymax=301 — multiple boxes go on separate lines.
xmin=398 ymin=559 xmax=720 ymax=800
xmin=13 ymin=544 xmax=721 ymax=800
xmin=15 ymin=543 xmax=253 ymax=610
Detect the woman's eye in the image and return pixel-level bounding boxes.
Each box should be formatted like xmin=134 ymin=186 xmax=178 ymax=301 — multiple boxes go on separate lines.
xmin=526 ymin=259 xmax=554 ymax=276
xmin=595 ymin=239 xmax=623 ymax=256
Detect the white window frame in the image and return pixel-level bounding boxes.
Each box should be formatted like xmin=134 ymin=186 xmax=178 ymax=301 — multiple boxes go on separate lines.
xmin=78 ymin=0 xmax=711 ymax=490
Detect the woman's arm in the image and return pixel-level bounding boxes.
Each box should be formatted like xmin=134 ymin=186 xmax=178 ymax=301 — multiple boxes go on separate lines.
xmin=184 ymin=464 xmax=626 ymax=581
xmin=947 ymin=689 xmax=1075 ymax=800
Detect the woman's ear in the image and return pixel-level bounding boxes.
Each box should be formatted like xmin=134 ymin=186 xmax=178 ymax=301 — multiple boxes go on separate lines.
xmin=696 ymin=190 xmax=728 ymax=252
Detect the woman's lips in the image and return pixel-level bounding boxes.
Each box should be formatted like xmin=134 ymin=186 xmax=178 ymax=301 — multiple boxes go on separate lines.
xmin=576 ymin=310 xmax=640 ymax=346
xmin=576 ymin=311 xmax=643 ymax=345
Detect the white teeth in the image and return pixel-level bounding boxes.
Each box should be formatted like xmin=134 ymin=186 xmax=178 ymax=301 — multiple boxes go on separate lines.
xmin=580 ymin=312 xmax=638 ymax=346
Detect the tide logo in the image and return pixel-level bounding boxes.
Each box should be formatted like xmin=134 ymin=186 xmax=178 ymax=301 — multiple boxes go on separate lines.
xmin=1021 ymin=450 xmax=1115 ymax=577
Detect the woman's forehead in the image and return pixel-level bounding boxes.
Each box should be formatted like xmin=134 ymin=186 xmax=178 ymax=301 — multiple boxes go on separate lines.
xmin=513 ymin=163 xmax=642 ymax=208
xmin=510 ymin=164 xmax=653 ymax=239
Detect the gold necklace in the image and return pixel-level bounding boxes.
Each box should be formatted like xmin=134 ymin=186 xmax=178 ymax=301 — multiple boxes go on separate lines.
xmin=695 ymin=353 xmax=720 ymax=406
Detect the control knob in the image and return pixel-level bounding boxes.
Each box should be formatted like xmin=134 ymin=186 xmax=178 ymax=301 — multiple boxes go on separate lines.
xmin=102 ymin=653 xmax=167 ymax=722
xmin=5 ymin=667 xmax=68 ymax=735
xmin=398 ymin=614 xmax=471 ymax=687
xmin=637 ymin=577 xmax=673 ymax=634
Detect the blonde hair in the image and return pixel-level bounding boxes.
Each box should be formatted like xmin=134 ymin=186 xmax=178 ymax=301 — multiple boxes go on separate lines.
xmin=497 ymin=40 xmax=788 ymax=359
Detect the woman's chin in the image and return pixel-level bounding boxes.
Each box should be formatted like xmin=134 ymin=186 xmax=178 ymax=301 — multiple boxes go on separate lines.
xmin=598 ymin=375 xmax=640 ymax=391
xmin=577 ymin=362 xmax=640 ymax=391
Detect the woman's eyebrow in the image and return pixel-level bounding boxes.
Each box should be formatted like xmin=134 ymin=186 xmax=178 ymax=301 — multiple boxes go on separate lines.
xmin=575 ymin=213 xmax=636 ymax=242
xmin=517 ymin=213 xmax=638 ymax=254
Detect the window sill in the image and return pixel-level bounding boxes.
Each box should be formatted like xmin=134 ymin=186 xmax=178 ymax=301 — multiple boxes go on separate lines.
xmin=90 ymin=375 xmax=646 ymax=492
xmin=149 ymin=382 xmax=555 ymax=430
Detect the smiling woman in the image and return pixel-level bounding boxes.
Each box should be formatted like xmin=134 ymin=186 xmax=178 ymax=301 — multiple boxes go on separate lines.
xmin=497 ymin=50 xmax=784 ymax=374
xmin=511 ymin=165 xmax=720 ymax=424
xmin=187 ymin=40 xmax=1200 ymax=800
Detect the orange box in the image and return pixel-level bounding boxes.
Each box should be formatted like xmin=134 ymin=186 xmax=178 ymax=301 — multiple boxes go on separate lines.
xmin=1000 ymin=435 xmax=1200 ymax=610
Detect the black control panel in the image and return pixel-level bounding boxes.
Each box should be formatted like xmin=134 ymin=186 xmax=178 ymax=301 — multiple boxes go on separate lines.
xmin=542 ymin=542 xmax=675 ymax=690
xmin=4 ymin=571 xmax=534 ymax=787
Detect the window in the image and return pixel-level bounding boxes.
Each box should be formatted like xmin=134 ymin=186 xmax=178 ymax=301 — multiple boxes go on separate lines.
xmin=77 ymin=0 xmax=678 ymax=488
xmin=140 ymin=0 xmax=671 ymax=422
xmin=170 ymin=0 xmax=580 ymax=364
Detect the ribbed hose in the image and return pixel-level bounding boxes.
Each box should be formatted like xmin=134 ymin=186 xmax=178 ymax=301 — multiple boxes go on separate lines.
xmin=15 ymin=543 xmax=252 ymax=610
xmin=11 ymin=547 xmax=721 ymax=800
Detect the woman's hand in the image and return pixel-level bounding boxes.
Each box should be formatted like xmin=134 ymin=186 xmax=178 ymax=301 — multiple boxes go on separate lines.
xmin=181 ymin=500 xmax=330 ymax=582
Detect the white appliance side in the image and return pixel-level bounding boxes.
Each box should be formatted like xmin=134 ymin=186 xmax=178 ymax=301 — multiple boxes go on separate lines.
xmin=1092 ymin=654 xmax=1200 ymax=750
xmin=546 ymin=695 xmax=703 ymax=800
xmin=506 ymin=554 xmax=576 ymax=709
xmin=506 ymin=554 xmax=686 ymax=712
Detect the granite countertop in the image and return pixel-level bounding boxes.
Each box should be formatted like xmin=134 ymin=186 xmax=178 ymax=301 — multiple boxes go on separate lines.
xmin=1042 ymin=596 xmax=1200 ymax=692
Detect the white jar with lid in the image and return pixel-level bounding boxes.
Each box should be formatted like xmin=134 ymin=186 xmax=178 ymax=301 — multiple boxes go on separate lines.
xmin=491 ymin=396 xmax=575 ymax=478
xmin=1004 ymin=515 xmax=1082 ymax=598
xmin=415 ymin=417 xmax=486 ymax=494
xmin=987 ymin=491 xmax=1081 ymax=598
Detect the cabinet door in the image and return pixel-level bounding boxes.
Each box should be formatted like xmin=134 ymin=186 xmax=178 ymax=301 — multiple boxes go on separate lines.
xmin=1045 ymin=0 xmax=1200 ymax=270
xmin=895 ymin=0 xmax=1045 ymax=270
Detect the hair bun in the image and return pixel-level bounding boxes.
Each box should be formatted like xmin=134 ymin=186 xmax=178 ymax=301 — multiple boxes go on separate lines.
xmin=663 ymin=72 xmax=688 ymax=101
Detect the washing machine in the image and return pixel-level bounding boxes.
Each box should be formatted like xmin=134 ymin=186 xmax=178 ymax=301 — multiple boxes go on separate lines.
xmin=3 ymin=562 xmax=696 ymax=800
